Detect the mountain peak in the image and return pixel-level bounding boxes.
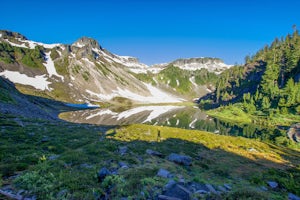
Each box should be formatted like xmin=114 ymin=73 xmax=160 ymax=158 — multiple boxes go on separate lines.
xmin=0 ymin=30 xmax=27 ymax=40
xmin=72 ymin=37 xmax=102 ymax=50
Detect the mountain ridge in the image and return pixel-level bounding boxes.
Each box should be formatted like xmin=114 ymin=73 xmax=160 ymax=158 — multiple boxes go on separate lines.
xmin=0 ymin=30 xmax=230 ymax=104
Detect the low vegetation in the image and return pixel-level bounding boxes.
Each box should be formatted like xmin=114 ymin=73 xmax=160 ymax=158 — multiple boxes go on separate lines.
xmin=1 ymin=113 xmax=300 ymax=199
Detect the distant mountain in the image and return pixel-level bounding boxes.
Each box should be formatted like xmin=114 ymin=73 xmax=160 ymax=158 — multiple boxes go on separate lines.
xmin=0 ymin=30 xmax=231 ymax=103
xmin=150 ymin=57 xmax=232 ymax=74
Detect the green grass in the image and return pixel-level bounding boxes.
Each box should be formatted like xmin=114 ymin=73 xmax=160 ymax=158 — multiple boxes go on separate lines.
xmin=207 ymin=104 xmax=253 ymax=124
xmin=207 ymin=103 xmax=300 ymax=127
xmin=1 ymin=114 xmax=300 ymax=199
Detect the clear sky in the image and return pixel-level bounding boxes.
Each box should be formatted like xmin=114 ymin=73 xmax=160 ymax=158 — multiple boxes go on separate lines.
xmin=1 ymin=0 xmax=300 ymax=65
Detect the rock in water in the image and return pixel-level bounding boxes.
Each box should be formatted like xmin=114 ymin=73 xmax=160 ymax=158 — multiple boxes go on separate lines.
xmin=167 ymin=153 xmax=192 ymax=166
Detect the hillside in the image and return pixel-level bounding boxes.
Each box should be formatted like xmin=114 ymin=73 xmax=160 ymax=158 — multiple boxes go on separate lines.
xmin=1 ymin=77 xmax=300 ymax=199
xmin=199 ymin=31 xmax=300 ymax=130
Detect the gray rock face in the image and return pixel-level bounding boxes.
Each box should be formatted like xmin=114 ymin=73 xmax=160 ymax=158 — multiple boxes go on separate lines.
xmin=97 ymin=167 xmax=111 ymax=182
xmin=167 ymin=153 xmax=192 ymax=166
xmin=287 ymin=123 xmax=300 ymax=142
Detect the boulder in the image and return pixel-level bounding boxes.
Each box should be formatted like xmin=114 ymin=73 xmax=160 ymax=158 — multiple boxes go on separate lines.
xmin=157 ymin=169 xmax=172 ymax=178
xmin=223 ymin=183 xmax=232 ymax=191
xmin=287 ymin=123 xmax=300 ymax=143
xmin=146 ymin=149 xmax=163 ymax=157
xmin=267 ymin=181 xmax=278 ymax=189
xmin=97 ymin=167 xmax=111 ymax=182
xmin=118 ymin=162 xmax=129 ymax=169
xmin=162 ymin=184 xmax=191 ymax=200
xmin=205 ymin=184 xmax=218 ymax=194
xmin=164 ymin=180 xmax=177 ymax=190
xmin=288 ymin=193 xmax=300 ymax=200
xmin=167 ymin=153 xmax=192 ymax=166
xmin=158 ymin=195 xmax=181 ymax=200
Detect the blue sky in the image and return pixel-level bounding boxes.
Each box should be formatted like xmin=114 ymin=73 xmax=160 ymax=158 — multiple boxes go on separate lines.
xmin=1 ymin=0 xmax=300 ymax=65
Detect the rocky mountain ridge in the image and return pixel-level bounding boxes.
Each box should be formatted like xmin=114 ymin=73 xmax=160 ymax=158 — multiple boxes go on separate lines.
xmin=0 ymin=30 xmax=229 ymax=104
xmin=150 ymin=57 xmax=232 ymax=74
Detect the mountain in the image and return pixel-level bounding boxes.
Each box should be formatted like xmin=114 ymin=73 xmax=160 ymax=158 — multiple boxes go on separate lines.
xmin=0 ymin=30 xmax=232 ymax=103
xmin=150 ymin=57 xmax=232 ymax=74
xmin=0 ymin=30 xmax=181 ymax=104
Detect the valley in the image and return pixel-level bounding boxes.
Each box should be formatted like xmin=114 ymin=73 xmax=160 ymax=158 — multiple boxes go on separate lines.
xmin=0 ymin=30 xmax=300 ymax=200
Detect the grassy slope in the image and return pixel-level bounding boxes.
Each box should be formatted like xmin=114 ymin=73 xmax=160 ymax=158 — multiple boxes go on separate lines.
xmin=207 ymin=103 xmax=300 ymax=127
xmin=1 ymin=115 xmax=300 ymax=199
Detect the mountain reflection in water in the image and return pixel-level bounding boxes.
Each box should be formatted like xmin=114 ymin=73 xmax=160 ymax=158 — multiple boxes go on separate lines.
xmin=60 ymin=105 xmax=277 ymax=141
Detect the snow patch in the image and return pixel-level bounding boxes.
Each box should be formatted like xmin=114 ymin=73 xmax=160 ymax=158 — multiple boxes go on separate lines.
xmin=0 ymin=70 xmax=51 ymax=90
xmin=206 ymin=88 xmax=212 ymax=93
xmin=189 ymin=118 xmax=197 ymax=129
xmin=4 ymin=39 xmax=27 ymax=48
xmin=43 ymin=52 xmax=64 ymax=81
xmin=189 ymin=77 xmax=198 ymax=87
xmin=82 ymin=58 xmax=95 ymax=66
xmin=86 ymin=83 xmax=184 ymax=103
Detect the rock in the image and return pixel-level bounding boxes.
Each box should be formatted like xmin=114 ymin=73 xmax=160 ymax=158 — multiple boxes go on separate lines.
xmin=167 ymin=153 xmax=192 ymax=166
xmin=97 ymin=167 xmax=111 ymax=182
xmin=146 ymin=149 xmax=163 ymax=157
xmin=157 ymin=169 xmax=172 ymax=178
xmin=162 ymin=184 xmax=191 ymax=200
xmin=287 ymin=123 xmax=300 ymax=143
xmin=217 ymin=186 xmax=227 ymax=193
xmin=205 ymin=184 xmax=217 ymax=194
xmin=223 ymin=183 xmax=232 ymax=191
xmin=288 ymin=193 xmax=300 ymax=200
xmin=164 ymin=180 xmax=177 ymax=190
xmin=118 ymin=146 xmax=128 ymax=156
xmin=194 ymin=190 xmax=208 ymax=194
xmin=118 ymin=162 xmax=129 ymax=169
xmin=267 ymin=181 xmax=278 ymax=189
xmin=158 ymin=195 xmax=182 ymax=200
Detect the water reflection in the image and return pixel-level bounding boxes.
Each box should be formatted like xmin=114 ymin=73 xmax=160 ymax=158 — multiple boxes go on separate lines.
xmin=60 ymin=105 xmax=277 ymax=141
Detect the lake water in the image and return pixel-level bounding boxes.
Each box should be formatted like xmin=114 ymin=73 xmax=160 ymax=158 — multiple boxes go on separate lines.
xmin=60 ymin=105 xmax=277 ymax=141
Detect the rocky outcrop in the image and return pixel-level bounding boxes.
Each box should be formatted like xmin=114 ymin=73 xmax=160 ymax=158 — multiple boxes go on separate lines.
xmin=287 ymin=123 xmax=300 ymax=142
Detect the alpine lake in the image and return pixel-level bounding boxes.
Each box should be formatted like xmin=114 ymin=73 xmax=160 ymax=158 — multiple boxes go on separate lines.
xmin=60 ymin=104 xmax=281 ymax=143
